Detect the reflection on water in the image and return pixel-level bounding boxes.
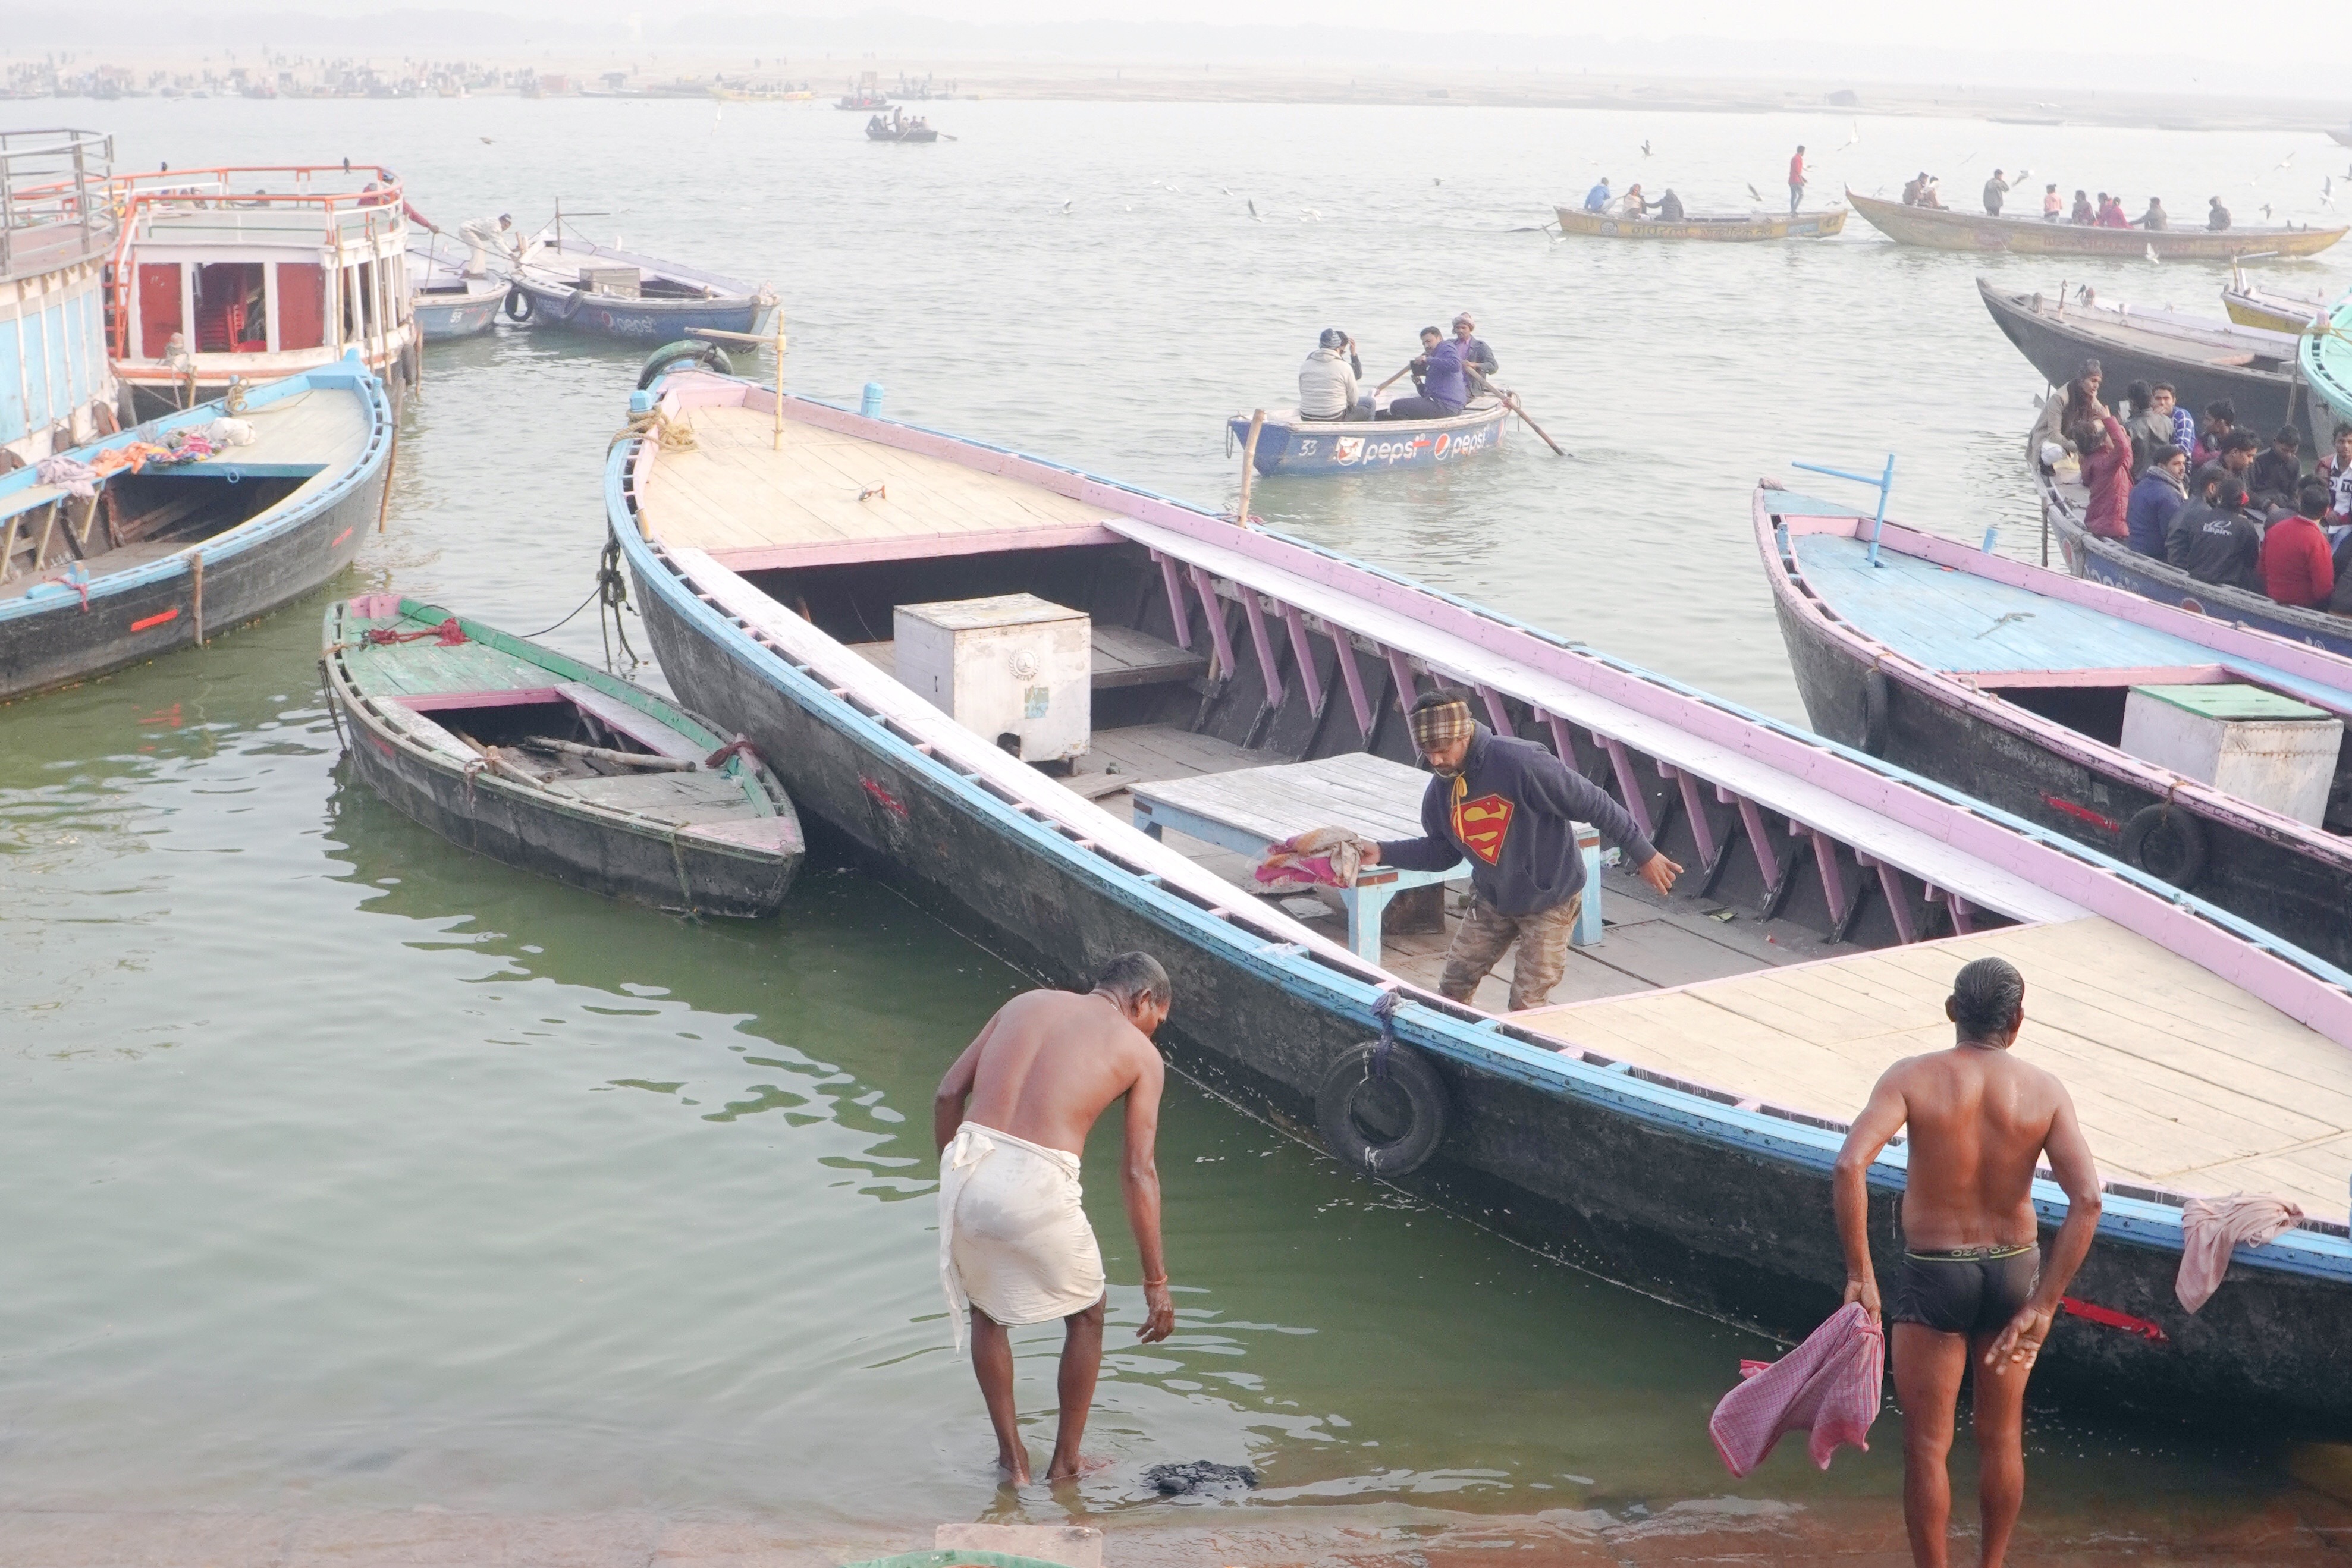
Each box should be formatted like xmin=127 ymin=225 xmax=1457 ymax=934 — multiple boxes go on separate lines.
xmin=0 ymin=93 xmax=2344 ymax=1550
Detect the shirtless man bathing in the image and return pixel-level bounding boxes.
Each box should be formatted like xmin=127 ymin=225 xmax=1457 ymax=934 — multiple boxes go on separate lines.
xmin=933 ymin=953 xmax=1177 ymax=1485
xmin=1834 ymin=957 xmax=2102 ymax=1568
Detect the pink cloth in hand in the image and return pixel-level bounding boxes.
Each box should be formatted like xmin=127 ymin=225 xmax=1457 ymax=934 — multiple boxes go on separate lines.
xmin=1254 ymin=826 xmax=1368 ymax=890
xmin=1709 ymin=1302 xmax=1883 ymax=1478
xmin=2177 ymin=1193 xmax=2303 ymax=1313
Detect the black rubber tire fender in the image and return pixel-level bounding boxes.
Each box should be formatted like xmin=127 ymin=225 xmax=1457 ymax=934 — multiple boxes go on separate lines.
xmin=503 ymin=285 xmax=535 ymax=323
xmin=2120 ymin=803 xmax=2209 ymax=890
xmin=635 ymin=340 xmax=735 ymax=391
xmin=1859 ymin=666 xmax=1892 ymax=757
xmin=1315 ymin=1038 xmax=1451 ymax=1179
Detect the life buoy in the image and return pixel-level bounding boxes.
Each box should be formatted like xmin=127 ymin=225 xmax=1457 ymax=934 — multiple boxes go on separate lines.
xmin=1859 ymin=667 xmax=1892 ymax=757
xmin=635 ymin=340 xmax=734 ymax=390
xmin=1315 ymin=1039 xmax=1451 ymax=1178
xmin=503 ymin=285 xmax=535 ymax=323
xmin=2120 ymin=803 xmax=2208 ymax=888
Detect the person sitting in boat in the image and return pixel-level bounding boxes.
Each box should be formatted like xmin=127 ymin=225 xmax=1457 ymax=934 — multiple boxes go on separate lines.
xmin=2168 ymin=473 xmax=2263 ymax=591
xmin=2027 ymin=358 xmax=2101 ymax=458
xmin=2042 ymin=183 xmax=2062 ymax=221
xmin=868 ymin=112 xmax=886 ymax=134
xmin=459 ymin=212 xmax=519 ymax=278
xmin=1449 ymin=312 xmax=1497 ymax=394
xmin=2096 ymin=194 xmax=2131 ymax=228
xmin=1582 ymin=177 xmax=1611 ymax=212
xmin=1918 ymin=175 xmax=1946 ymax=208
xmin=2260 ymin=483 xmax=2335 ymax=609
xmin=1617 ymin=183 xmax=1651 ymax=218
xmin=1359 ymin=690 xmax=1681 ymax=1012
xmin=2208 ymin=196 xmax=2232 ymax=231
xmin=2323 ymin=423 xmax=2352 ymax=529
xmin=2069 ymin=411 xmax=2134 ymax=542
xmin=2140 ymin=196 xmax=2170 ymax=231
xmin=1383 ymin=327 xmax=1468 ymax=422
xmin=1901 ymin=171 xmax=1930 ymax=206
xmin=2126 ymin=445 xmax=2190 ymax=558
xmin=2250 ymin=426 xmax=2306 ymax=514
xmin=1298 ymin=328 xmax=1364 ymax=423
xmin=2193 ymin=402 xmax=2238 ymax=469
xmin=1657 ymin=188 xmax=1686 ymax=221
xmin=2069 ymin=188 xmax=2094 ymax=223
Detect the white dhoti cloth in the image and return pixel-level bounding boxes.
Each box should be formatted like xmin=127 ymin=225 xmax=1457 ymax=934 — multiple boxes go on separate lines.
xmin=938 ymin=1123 xmax=1105 ymax=1352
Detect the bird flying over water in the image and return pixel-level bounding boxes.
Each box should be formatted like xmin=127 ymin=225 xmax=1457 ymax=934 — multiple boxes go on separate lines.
xmin=1844 ymin=120 xmax=1860 ymax=147
xmin=2146 ymin=242 xmax=2159 ymax=263
xmin=1641 ymin=139 xmax=1651 ymax=156
xmin=1746 ymin=183 xmax=1762 ymax=201
xmin=1061 ymin=199 xmax=1073 ymax=215
xmin=2261 ymin=203 xmax=2274 ymax=221
xmin=478 ymin=136 xmax=493 ymax=144
xmin=1248 ymin=197 xmax=1260 ymax=219
xmin=2275 ymin=153 xmax=2296 ymax=171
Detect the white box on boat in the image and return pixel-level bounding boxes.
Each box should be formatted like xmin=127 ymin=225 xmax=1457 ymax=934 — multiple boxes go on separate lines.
xmin=894 ymin=593 xmax=1091 ymax=763
xmin=2119 ymin=684 xmax=2342 ymax=827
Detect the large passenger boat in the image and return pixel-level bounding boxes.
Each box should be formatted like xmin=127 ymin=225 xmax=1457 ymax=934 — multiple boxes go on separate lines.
xmin=105 ymin=164 xmax=418 ymax=419
xmin=0 ymin=128 xmax=121 ymax=465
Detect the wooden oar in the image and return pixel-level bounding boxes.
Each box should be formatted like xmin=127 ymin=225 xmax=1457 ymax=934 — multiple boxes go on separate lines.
xmin=1500 ymin=391 xmax=1569 ymax=457
xmin=1235 ymin=409 xmax=1265 ymax=527
xmin=1371 ymin=362 xmax=1418 ymax=397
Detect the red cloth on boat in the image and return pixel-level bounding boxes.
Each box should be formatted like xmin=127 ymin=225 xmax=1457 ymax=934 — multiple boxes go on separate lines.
xmin=1709 ymin=1302 xmax=1883 ymax=1478
xmin=1254 ymin=827 xmax=1370 ymax=890
xmin=2259 ymin=514 xmax=2334 ymax=608
xmin=2080 ymin=414 xmax=2133 ymax=541
xmin=2177 ymin=1193 xmax=2303 ymax=1312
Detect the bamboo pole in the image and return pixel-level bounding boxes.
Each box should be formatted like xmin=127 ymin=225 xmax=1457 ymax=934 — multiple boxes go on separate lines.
xmin=1235 ymin=409 xmax=1264 ymax=526
xmin=190 ymin=551 xmax=205 ymax=645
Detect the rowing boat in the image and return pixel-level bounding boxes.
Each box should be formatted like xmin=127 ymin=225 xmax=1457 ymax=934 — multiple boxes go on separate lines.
xmin=503 ymin=231 xmax=774 ymax=341
xmin=1977 ymin=279 xmax=2308 ymax=439
xmin=1849 ymin=188 xmax=2348 ymax=259
xmin=1225 ymin=398 xmax=1508 ymax=477
xmin=1551 ymin=205 xmax=1845 ymax=241
xmin=323 ymin=595 xmax=803 ymax=916
xmin=603 ymin=366 xmax=2352 ymax=1431
xmin=2301 ymin=291 xmax=2352 ymax=456
xmin=2220 ymin=274 xmax=2331 ymax=335
xmin=0 ymin=359 xmax=391 ymax=702
xmin=1758 ymin=483 xmax=2352 ymax=971
xmin=405 ymin=238 xmax=504 ymax=340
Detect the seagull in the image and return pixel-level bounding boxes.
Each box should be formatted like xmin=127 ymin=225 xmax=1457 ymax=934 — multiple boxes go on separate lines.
xmin=1843 ymin=120 xmax=1860 ymax=147
xmin=479 ymin=136 xmax=493 ymax=144
xmin=1220 ymin=186 xmax=1231 ymax=195
xmin=1060 ymin=199 xmax=1073 ymax=215
xmin=1247 ymin=197 xmax=1260 ymax=220
xmin=1641 ymin=139 xmax=1651 ymax=156
xmin=1746 ymin=182 xmax=1763 ymax=201
xmin=2146 ymin=242 xmax=2160 ymax=263
xmin=1432 ymin=177 xmax=1442 ymax=186
xmin=2275 ymin=153 xmax=2296 ymax=172
xmin=1301 ymin=207 xmax=1321 ymax=220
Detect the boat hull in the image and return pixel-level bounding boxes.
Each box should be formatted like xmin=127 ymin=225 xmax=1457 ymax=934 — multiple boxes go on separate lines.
xmin=0 ymin=372 xmax=391 ymax=702
xmin=608 ymin=435 xmax=2352 ymax=1432
xmin=508 ymin=281 xmax=768 ymax=341
xmin=1978 ymin=281 xmax=2302 ymax=437
xmin=2221 ymin=285 xmax=2326 ymax=335
xmin=412 ymin=290 xmax=503 ymax=340
xmin=1227 ymin=403 xmax=1509 ymax=476
xmin=1552 ymin=205 xmax=1845 ymax=240
xmin=2303 ymin=295 xmax=2352 ymax=457
xmin=1849 ymin=189 xmax=2347 ymax=258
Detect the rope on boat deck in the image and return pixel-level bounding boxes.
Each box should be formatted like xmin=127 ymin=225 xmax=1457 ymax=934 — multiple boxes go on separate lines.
xmin=608 ymin=407 xmax=698 ymax=454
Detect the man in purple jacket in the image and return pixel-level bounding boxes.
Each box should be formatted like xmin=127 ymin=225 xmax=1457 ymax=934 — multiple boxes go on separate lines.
xmin=1381 ymin=326 xmax=1467 ymax=421
xmin=1363 ymin=691 xmax=1682 ymax=1010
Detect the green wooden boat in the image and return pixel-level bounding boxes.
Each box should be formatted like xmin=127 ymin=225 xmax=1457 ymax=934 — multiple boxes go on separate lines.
xmin=2303 ymin=291 xmax=2352 ymax=457
xmin=322 ymin=593 xmax=803 ymax=917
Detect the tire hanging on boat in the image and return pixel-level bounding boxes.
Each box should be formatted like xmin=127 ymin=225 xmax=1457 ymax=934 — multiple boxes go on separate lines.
xmin=2120 ymin=803 xmax=2209 ymax=889
xmin=503 ymin=285 xmax=535 ymax=323
xmin=1315 ymin=1038 xmax=1451 ymax=1178
xmin=635 ymin=340 xmax=735 ymax=391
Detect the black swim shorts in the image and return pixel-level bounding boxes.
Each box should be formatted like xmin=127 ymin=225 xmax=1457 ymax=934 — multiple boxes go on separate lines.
xmin=1888 ymin=1244 xmax=2041 ymax=1336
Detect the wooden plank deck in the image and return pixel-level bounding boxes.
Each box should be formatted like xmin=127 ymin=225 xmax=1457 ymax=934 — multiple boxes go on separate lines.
xmin=643 ymin=404 xmax=1121 ymax=564
xmin=1128 ymin=750 xmax=1431 ymax=844
xmin=1514 ymin=918 xmax=2352 ymax=1217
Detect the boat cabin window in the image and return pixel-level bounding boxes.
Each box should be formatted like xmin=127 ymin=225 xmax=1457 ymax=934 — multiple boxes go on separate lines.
xmin=277 ymin=262 xmax=326 ymax=350
xmin=136 ymin=262 xmax=182 ymax=358
xmin=341 ymin=260 xmax=379 ymax=342
xmin=193 ymin=263 xmax=268 ymax=353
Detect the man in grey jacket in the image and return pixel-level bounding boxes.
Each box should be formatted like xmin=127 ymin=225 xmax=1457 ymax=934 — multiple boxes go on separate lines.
xmin=1297 ymin=328 xmax=1363 ymax=421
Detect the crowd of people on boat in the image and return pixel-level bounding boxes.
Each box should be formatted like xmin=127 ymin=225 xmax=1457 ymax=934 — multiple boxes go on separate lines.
xmin=1295 ymin=313 xmax=1497 ymax=422
xmin=1581 ymin=178 xmax=1690 ymax=222
xmin=1909 ymin=168 xmax=2238 ymax=230
xmin=2037 ymin=358 xmax=2352 ymax=612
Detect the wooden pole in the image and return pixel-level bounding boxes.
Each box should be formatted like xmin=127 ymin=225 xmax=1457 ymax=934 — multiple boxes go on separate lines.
xmin=773 ymin=313 xmax=786 ymax=450
xmin=190 ymin=551 xmax=205 ymax=645
xmin=1371 ymin=362 xmax=1416 ymax=397
xmin=375 ymin=419 xmax=398 ymax=533
xmin=1502 ymin=392 xmax=1568 ymax=457
xmin=1236 ymin=409 xmax=1264 ymax=526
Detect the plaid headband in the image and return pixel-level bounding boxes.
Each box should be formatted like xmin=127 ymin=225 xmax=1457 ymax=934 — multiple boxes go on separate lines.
xmin=1408 ymin=699 xmax=1474 ymax=756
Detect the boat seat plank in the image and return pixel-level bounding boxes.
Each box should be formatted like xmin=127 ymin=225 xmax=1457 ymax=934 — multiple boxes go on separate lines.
xmin=548 ymin=770 xmax=765 ymax=820
xmin=1130 ymin=752 xmax=1436 ymax=846
xmin=1513 ymin=918 xmax=2352 ymax=1217
xmin=1107 ymin=514 xmax=2087 ymax=927
xmin=557 ymin=681 xmax=704 ymax=761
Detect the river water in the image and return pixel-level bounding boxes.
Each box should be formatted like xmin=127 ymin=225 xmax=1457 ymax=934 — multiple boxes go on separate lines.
xmin=4 ymin=96 xmax=2351 ymax=1559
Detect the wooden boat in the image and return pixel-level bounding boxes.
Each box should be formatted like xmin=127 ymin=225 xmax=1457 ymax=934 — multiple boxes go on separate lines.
xmin=865 ymin=118 xmax=940 ymax=143
xmin=605 ymin=367 xmax=2352 ymax=1432
xmin=503 ymin=231 xmax=774 ymax=342
xmin=1551 ymin=204 xmax=1845 ymax=240
xmin=1978 ymin=278 xmax=2309 ymax=439
xmin=2302 ymin=292 xmax=2352 ymax=457
xmin=2220 ymin=264 xmax=2331 ymax=335
xmin=0 ymin=359 xmax=391 ymax=702
xmin=404 ymin=237 xmax=504 ymax=340
xmin=1758 ymin=482 xmax=2352 ymax=972
xmin=1226 ymin=398 xmax=1509 ymax=476
xmin=0 ymin=128 xmax=121 ymax=464
xmin=105 ymin=165 xmax=420 ymax=420
xmin=322 ymin=595 xmax=803 ymax=916
xmin=1849 ymin=188 xmax=2348 ymax=259
xmin=2034 ymin=457 xmax=2352 ymax=659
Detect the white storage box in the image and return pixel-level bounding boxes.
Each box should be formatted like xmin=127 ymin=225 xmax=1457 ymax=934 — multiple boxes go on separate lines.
xmin=894 ymin=594 xmax=1091 ymax=763
xmin=2119 ymin=684 xmax=2343 ymax=827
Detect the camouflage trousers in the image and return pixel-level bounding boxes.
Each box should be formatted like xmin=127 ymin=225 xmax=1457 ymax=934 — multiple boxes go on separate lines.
xmin=1437 ymin=891 xmax=1582 ymax=1012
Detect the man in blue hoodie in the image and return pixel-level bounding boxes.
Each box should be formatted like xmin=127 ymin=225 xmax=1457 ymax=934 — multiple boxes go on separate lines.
xmin=1382 ymin=326 xmax=1468 ymax=422
xmin=2124 ymin=445 xmax=2188 ymax=558
xmin=1365 ymin=691 xmax=1682 ymax=1010
xmin=1584 ymin=177 xmax=1612 ymax=212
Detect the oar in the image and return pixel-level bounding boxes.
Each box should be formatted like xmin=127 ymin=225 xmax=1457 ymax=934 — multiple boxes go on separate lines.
xmin=1371 ymin=362 xmax=1417 ymax=397
xmin=1235 ymin=409 xmax=1265 ymax=528
xmin=1501 ymin=391 xmax=1569 ymax=457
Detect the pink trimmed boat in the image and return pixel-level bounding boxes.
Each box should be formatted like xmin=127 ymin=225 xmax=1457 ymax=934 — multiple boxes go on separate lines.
xmin=607 ymin=370 xmax=2352 ymax=1434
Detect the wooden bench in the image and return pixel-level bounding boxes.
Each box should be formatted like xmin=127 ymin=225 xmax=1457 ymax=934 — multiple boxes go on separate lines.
xmin=847 ymin=623 xmax=1207 ymax=690
xmin=1128 ymin=750 xmax=1603 ymax=963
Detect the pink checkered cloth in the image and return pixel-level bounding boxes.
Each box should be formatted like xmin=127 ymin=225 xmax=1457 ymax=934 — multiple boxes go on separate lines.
xmin=1709 ymin=1302 xmax=1884 ymax=1478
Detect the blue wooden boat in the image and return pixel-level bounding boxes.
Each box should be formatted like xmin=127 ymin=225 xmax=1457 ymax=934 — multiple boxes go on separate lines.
xmin=2303 ymin=288 xmax=2352 ymax=457
xmin=2035 ymin=456 xmax=2352 ymax=659
xmin=503 ymin=231 xmax=774 ymax=341
xmin=405 ymin=239 xmax=504 ymax=340
xmin=605 ymin=365 xmax=2352 ymax=1434
xmin=1 ymin=356 xmax=392 ymax=701
xmin=1227 ymin=398 xmax=1509 ymax=477
xmin=1758 ymin=482 xmax=2352 ymax=972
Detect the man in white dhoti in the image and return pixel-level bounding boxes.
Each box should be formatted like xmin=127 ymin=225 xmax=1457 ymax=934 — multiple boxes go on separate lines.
xmin=934 ymin=953 xmax=1176 ymax=1485
xmin=458 ymin=212 xmax=519 ymax=278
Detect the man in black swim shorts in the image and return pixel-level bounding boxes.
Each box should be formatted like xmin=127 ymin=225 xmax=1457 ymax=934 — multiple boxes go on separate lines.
xmin=1832 ymin=958 xmax=2104 ymax=1568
